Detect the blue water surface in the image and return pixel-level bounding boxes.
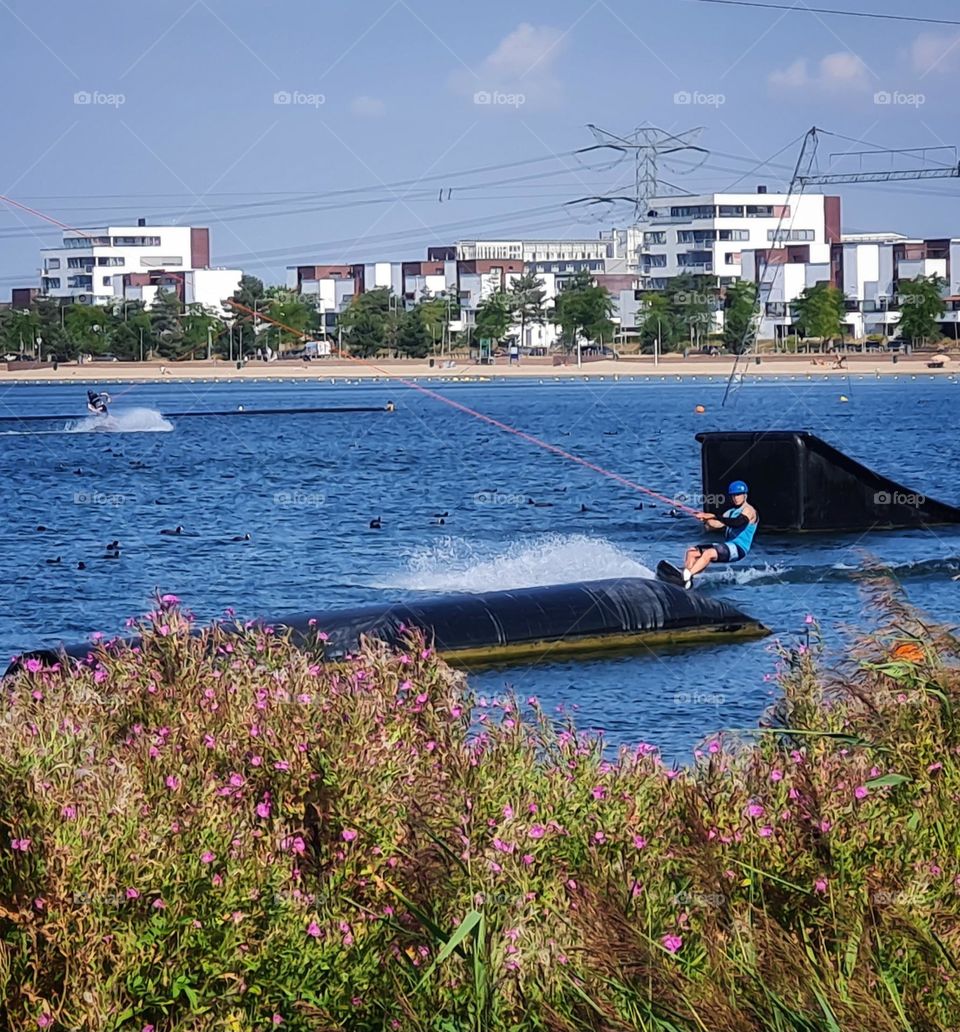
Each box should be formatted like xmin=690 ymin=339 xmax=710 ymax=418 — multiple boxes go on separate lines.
xmin=1 ymin=373 xmax=957 ymax=760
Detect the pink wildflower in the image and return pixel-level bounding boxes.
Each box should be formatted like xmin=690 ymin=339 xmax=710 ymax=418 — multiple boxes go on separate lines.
xmin=662 ymin=934 xmax=683 ymax=954
xmin=165 ymin=775 xmax=180 ymax=791
xmin=854 ymin=786 xmax=869 ymax=800
xmin=256 ymin=800 xmax=271 ymax=819
xmin=229 ymin=773 xmax=245 ymax=787
xmin=591 ymin=785 xmax=607 ymax=800
xmin=37 ymin=1015 xmax=54 ymax=1029
xmin=770 ymin=769 xmax=783 ymax=782
xmin=24 ymin=658 xmax=43 ymax=674
xmin=342 ymin=828 xmax=358 ymax=842
xmin=61 ymin=805 xmax=76 ymax=819
xmin=759 ymin=826 xmax=773 ymax=837
xmin=203 ymin=734 xmax=215 ymax=748
xmin=747 ymin=803 xmax=764 ymax=818
xmin=814 ymin=878 xmax=828 ymax=894
xmin=633 ymin=834 xmax=648 ymax=849
xmin=201 ymin=851 xmax=216 ymax=864
xmin=10 ymin=838 xmax=30 ymax=852
xmin=125 ymin=888 xmax=140 ymax=900
xmin=522 ymin=853 xmax=534 ymax=865
xmin=593 ymin=831 xmax=606 ymax=844
xmin=307 ymin=920 xmax=321 ymax=938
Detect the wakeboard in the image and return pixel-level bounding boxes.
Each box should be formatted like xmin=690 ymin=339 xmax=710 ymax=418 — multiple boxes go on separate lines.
xmin=656 ymin=559 xmax=686 ymax=587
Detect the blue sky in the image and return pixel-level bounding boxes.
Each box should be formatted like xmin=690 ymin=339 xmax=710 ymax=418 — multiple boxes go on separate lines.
xmin=1 ymin=0 xmax=959 ymax=293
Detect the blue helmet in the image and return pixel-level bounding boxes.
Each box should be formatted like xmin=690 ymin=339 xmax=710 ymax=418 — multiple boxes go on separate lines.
xmin=728 ymin=480 xmax=749 ymax=495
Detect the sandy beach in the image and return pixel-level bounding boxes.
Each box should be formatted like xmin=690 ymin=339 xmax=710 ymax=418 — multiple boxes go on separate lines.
xmin=0 ymin=353 xmax=954 ymax=384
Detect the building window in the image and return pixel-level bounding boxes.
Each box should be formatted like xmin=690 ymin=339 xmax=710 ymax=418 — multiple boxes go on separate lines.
xmin=64 ymin=236 xmax=110 ymax=247
xmin=724 ymin=252 xmax=742 ymax=264
xmin=718 ymin=205 xmax=744 ymax=218
xmin=45 ymin=258 xmax=61 ymax=270
xmin=98 ymin=256 xmax=125 ymax=266
xmin=670 ymin=205 xmax=716 ymax=219
xmin=67 ymin=275 xmax=93 ymax=289
xmin=718 ymin=229 xmax=749 ymax=241
xmin=678 ymin=230 xmax=717 ymax=244
xmin=112 ymin=236 xmax=162 ymax=246
xmin=42 ymin=277 xmax=61 ymax=289
xmin=103 ymin=276 xmax=113 ymax=286
xmin=643 ymin=232 xmax=666 ymax=245
xmin=767 ymin=229 xmax=814 ymax=243
xmin=643 ymin=254 xmax=668 ymax=268
xmin=68 ymin=257 xmax=94 ymax=269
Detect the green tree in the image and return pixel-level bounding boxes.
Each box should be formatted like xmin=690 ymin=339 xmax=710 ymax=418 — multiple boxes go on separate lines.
xmin=722 ymin=280 xmax=759 ymax=354
xmin=107 ymin=301 xmax=151 ymax=360
xmin=473 ymin=290 xmax=512 ymax=346
xmin=791 ymin=282 xmax=845 ymax=344
xmin=64 ymin=304 xmax=114 ymax=356
xmin=552 ymin=270 xmax=613 ymax=352
xmin=896 ymin=274 xmax=946 ymax=344
xmin=149 ymin=290 xmax=185 ymax=358
xmin=418 ymin=292 xmax=449 ymax=353
xmin=667 ymin=274 xmax=717 ymax=349
xmin=396 ymin=306 xmax=431 ymax=358
xmin=508 ymin=271 xmax=546 ymax=349
xmin=637 ymin=294 xmax=683 ymax=353
xmin=340 ymin=288 xmax=391 ymax=357
xmin=266 ymin=290 xmax=312 ymax=350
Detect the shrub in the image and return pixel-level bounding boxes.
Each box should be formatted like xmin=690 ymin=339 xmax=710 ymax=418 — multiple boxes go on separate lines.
xmin=2 ymin=589 xmax=959 ymax=1030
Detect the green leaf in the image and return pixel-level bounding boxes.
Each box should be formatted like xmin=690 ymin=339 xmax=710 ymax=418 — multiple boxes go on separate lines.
xmin=415 ymin=909 xmax=483 ymax=992
xmin=865 ymin=773 xmax=911 ymax=788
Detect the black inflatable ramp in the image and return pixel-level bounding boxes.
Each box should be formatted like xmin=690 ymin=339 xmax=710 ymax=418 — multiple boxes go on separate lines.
xmin=5 ymin=578 xmax=768 ymax=677
xmin=698 ymin=430 xmax=960 ymax=532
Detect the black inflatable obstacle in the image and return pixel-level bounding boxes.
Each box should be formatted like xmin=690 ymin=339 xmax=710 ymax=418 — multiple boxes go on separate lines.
xmin=698 ymin=430 xmax=960 ymax=532
xmin=6 ymin=578 xmax=768 ymax=676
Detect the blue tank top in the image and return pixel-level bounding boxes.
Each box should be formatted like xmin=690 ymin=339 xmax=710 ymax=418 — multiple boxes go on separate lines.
xmin=723 ymin=505 xmax=757 ymax=555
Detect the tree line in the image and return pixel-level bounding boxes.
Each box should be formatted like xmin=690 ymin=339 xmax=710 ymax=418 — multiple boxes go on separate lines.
xmin=2 ymin=271 xmax=949 ymax=362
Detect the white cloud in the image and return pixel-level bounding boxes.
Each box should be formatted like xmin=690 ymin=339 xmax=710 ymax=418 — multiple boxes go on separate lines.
xmin=910 ymin=31 xmax=960 ymax=76
xmin=450 ymin=23 xmax=567 ymax=108
xmin=769 ymin=51 xmax=869 ymax=91
xmin=350 ymin=95 xmax=386 ymax=117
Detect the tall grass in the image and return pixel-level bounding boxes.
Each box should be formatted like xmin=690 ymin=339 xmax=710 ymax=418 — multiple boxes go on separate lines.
xmin=1 ymin=585 xmax=958 ymax=1030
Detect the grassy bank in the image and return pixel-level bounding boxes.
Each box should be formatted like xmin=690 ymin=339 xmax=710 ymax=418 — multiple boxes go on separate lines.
xmin=2 ymin=587 xmax=959 ymax=1031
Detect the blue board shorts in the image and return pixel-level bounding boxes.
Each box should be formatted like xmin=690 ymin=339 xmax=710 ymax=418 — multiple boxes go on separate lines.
xmin=696 ymin=542 xmax=742 ymax=563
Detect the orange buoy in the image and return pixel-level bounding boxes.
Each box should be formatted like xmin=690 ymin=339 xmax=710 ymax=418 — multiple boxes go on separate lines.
xmin=695 ymin=404 xmax=706 ymax=414
xmin=892 ymin=642 xmax=924 ymax=663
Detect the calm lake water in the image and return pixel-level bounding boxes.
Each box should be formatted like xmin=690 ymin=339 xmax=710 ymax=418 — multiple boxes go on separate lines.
xmin=2 ymin=374 xmax=958 ymax=760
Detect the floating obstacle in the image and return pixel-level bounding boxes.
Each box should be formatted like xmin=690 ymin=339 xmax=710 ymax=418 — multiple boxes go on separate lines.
xmin=698 ymin=430 xmax=960 ymax=532
xmin=0 ymin=403 xmax=394 ymax=424
xmin=6 ymin=578 xmax=768 ymax=676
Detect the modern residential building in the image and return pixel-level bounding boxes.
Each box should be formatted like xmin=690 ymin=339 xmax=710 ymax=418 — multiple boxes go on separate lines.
xmin=39 ymin=221 xmax=241 ymax=315
xmin=741 ymin=235 xmax=960 ymax=340
xmin=615 ymin=189 xmax=841 ymax=291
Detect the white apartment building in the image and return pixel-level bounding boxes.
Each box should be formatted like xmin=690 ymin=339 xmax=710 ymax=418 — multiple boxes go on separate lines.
xmin=39 ymin=222 xmax=241 ymax=315
xmin=623 ymin=190 xmax=841 ymax=290
xmin=741 ymin=236 xmax=960 ymax=341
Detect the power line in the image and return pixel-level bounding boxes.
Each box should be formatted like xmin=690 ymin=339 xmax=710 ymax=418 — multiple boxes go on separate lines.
xmin=682 ymin=0 xmax=960 ymax=27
